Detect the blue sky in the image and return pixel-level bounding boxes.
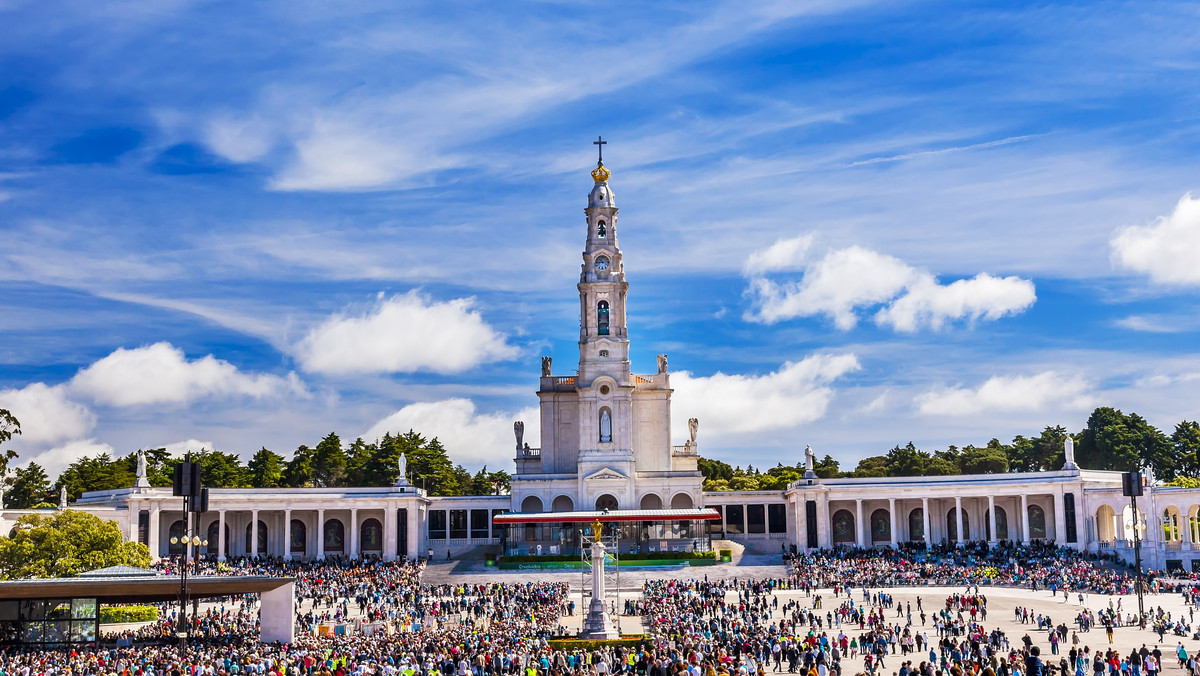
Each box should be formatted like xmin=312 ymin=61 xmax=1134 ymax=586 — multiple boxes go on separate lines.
xmin=2 ymin=0 xmax=1200 ymax=477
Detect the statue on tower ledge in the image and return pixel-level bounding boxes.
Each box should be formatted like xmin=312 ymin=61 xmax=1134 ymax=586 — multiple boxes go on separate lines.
xmin=541 ymin=356 xmax=552 ymax=377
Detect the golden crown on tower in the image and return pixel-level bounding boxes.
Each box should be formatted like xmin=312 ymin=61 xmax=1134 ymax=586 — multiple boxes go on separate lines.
xmin=591 ymin=162 xmax=610 ymax=183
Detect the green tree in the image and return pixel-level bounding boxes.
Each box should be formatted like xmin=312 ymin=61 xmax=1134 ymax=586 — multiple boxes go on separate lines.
xmin=188 ymin=450 xmax=250 ymax=488
xmin=0 ymin=409 xmax=21 ymax=497
xmin=698 ymin=457 xmax=734 ymax=483
xmin=5 ymin=463 xmax=51 ymax=511
xmin=1010 ymin=426 xmax=1067 ymax=472
xmin=1077 ymin=407 xmax=1172 ymax=476
xmin=6 ymin=463 xmax=51 ymax=509
xmin=56 ymin=454 xmax=134 ymax=500
xmin=311 ymin=433 xmax=347 ymax=487
xmin=851 ymin=455 xmax=889 ymax=478
xmin=343 ymin=437 xmax=376 ymax=486
xmin=1172 ymin=421 xmax=1200 ymax=478
xmin=885 ymin=443 xmax=928 ymax=476
xmin=959 ymin=440 xmax=1010 ymax=474
xmin=247 ymin=448 xmax=286 ymax=488
xmin=283 ymin=445 xmax=314 ymax=487
xmin=813 ymin=454 xmax=842 ymax=479
xmin=0 ymin=510 xmax=151 ymax=579
xmin=117 ymin=449 xmax=173 ymax=487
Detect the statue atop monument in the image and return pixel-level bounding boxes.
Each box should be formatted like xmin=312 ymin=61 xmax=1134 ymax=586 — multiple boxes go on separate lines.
xmin=134 ymin=449 xmax=151 ymax=488
xmin=803 ymin=444 xmax=816 ymax=479
xmin=657 ymin=353 xmax=668 ymax=374
xmin=514 ymin=421 xmax=524 ymax=450
xmin=541 ymin=356 xmax=552 ymax=377
xmin=688 ymin=417 xmax=698 ymax=444
xmin=59 ymin=485 xmax=67 ymax=510
xmin=1064 ymin=435 xmax=1078 ymax=469
xmin=393 ymin=453 xmax=411 ymax=487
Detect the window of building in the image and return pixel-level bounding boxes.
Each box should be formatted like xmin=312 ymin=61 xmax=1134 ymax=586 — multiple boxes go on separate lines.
xmin=599 ymin=350 xmax=609 ymax=358
xmin=767 ymin=504 xmax=787 ymax=533
xmin=597 ymin=301 xmax=609 ymax=335
xmin=428 ymin=510 xmax=448 ymax=539
xmin=449 ymin=509 xmax=468 ymax=539
xmin=711 ymin=505 xmax=725 ymax=538
xmin=470 ymin=509 xmax=490 ymax=539
xmin=597 ymin=221 xmax=606 ymax=238
xmin=747 ymin=504 xmax=766 ymax=534
xmin=725 ymin=505 xmax=744 ymax=535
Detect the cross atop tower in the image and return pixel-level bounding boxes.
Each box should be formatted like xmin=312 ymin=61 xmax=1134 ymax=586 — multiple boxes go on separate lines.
xmin=593 ymin=135 xmax=606 ymax=164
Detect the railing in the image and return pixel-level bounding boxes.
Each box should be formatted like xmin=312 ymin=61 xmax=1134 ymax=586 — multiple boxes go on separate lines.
xmin=552 ymin=376 xmax=575 ymax=386
xmin=517 ymin=447 xmax=541 ymax=458
xmin=671 ymin=445 xmax=697 ymax=456
xmin=1165 ymin=541 xmax=1184 ymax=551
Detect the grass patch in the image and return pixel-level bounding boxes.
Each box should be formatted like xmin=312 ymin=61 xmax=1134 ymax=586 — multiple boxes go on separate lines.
xmin=99 ymin=605 xmax=158 ymax=624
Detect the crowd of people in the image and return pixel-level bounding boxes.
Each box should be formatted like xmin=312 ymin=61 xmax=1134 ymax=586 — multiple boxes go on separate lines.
xmin=0 ymin=542 xmax=1194 ymax=676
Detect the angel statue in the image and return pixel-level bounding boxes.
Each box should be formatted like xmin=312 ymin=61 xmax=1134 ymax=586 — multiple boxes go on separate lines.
xmin=657 ymin=353 xmax=668 ymax=374
xmin=514 ymin=421 xmax=525 ymax=451
xmin=541 ymin=356 xmax=552 ymax=377
xmin=688 ymin=417 xmax=699 ymax=444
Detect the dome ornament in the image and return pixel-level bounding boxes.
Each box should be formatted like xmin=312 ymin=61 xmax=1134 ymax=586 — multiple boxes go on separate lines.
xmin=591 ymin=135 xmax=610 ymax=182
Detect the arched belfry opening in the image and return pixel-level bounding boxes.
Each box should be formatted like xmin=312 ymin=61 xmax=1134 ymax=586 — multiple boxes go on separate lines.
xmin=597 ymin=301 xmax=610 ymax=335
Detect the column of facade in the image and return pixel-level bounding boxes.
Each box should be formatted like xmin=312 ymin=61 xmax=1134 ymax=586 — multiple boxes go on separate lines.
xmin=954 ymin=496 xmax=963 ymax=545
xmin=888 ymin=498 xmax=898 ymax=548
xmin=384 ymin=506 xmax=396 ymax=561
xmin=149 ymin=507 xmax=161 ymax=559
xmin=217 ymin=510 xmax=226 ymax=561
xmin=283 ymin=509 xmax=292 ymax=560
xmin=250 ymin=509 xmax=259 ymax=558
xmin=349 ymin=508 xmax=360 ymax=559
xmin=855 ymin=499 xmax=865 ymax=548
xmin=1184 ymin=507 xmax=1193 ymax=550
xmin=407 ymin=507 xmax=419 ymax=559
xmin=1021 ymin=494 xmax=1031 ymax=544
xmin=1053 ymin=491 xmax=1067 ymax=544
xmin=922 ymin=497 xmax=931 ymax=551
xmin=316 ymin=509 xmax=326 ymax=560
xmin=988 ymin=496 xmax=997 ymax=545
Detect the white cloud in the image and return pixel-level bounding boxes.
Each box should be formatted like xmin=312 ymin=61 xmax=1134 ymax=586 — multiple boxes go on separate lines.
xmin=671 ymin=354 xmax=861 ymax=439
xmin=27 ymin=439 xmax=116 ymax=479
xmin=742 ymin=234 xmax=813 ymax=275
xmin=915 ymin=371 xmax=1095 ymax=416
xmin=1111 ymin=193 xmax=1200 ymax=285
xmin=746 ymin=246 xmax=915 ymax=328
xmin=876 ymin=273 xmax=1035 ymax=332
xmin=361 ymin=398 xmax=537 ymax=467
xmin=744 ymin=241 xmax=1036 ymax=331
xmin=294 ymin=291 xmax=519 ymax=375
xmin=0 ymin=383 xmax=96 ymax=445
xmin=69 ymin=342 xmax=303 ymax=407
xmin=160 ymin=439 xmax=214 ymax=456
xmin=204 ymin=115 xmax=274 ymax=164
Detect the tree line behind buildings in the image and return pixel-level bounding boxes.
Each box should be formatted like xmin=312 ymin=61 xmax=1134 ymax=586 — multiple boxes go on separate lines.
xmin=0 ymin=419 xmax=511 ymax=509
xmin=0 ymin=405 xmax=1198 ymax=507
xmin=699 ymin=406 xmax=1200 ymax=491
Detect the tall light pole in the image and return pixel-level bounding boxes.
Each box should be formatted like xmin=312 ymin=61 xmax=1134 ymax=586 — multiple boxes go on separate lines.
xmin=1123 ymin=470 xmax=1146 ymax=627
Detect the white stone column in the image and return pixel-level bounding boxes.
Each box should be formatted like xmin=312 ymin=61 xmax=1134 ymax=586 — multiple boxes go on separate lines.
xmin=149 ymin=507 xmax=161 ymax=559
xmin=954 ymin=496 xmax=963 ymax=545
xmin=283 ymin=509 xmax=292 ymax=560
xmin=383 ymin=506 xmax=396 ymax=561
xmin=407 ymin=505 xmax=419 ymax=559
xmin=888 ymin=498 xmax=898 ymax=548
xmin=250 ymin=510 xmax=259 ymax=558
xmin=988 ymin=496 xmax=997 ymax=545
xmin=316 ymin=509 xmax=325 ymax=560
xmin=218 ymin=510 xmax=227 ymax=561
xmin=1020 ymin=494 xmax=1031 ymax=544
xmin=855 ymin=499 xmax=864 ymax=548
xmin=1053 ymin=491 xmax=1067 ymax=544
xmin=349 ymin=508 xmax=359 ymax=559
xmin=922 ymin=497 xmax=931 ymax=550
xmin=127 ymin=508 xmax=139 ymax=543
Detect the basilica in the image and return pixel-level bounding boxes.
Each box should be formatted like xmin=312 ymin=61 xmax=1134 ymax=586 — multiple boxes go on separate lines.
xmin=18 ymin=157 xmax=1200 ymax=573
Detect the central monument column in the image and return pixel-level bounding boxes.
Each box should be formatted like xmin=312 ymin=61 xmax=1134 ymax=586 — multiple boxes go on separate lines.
xmin=579 ymin=521 xmax=619 ymax=639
